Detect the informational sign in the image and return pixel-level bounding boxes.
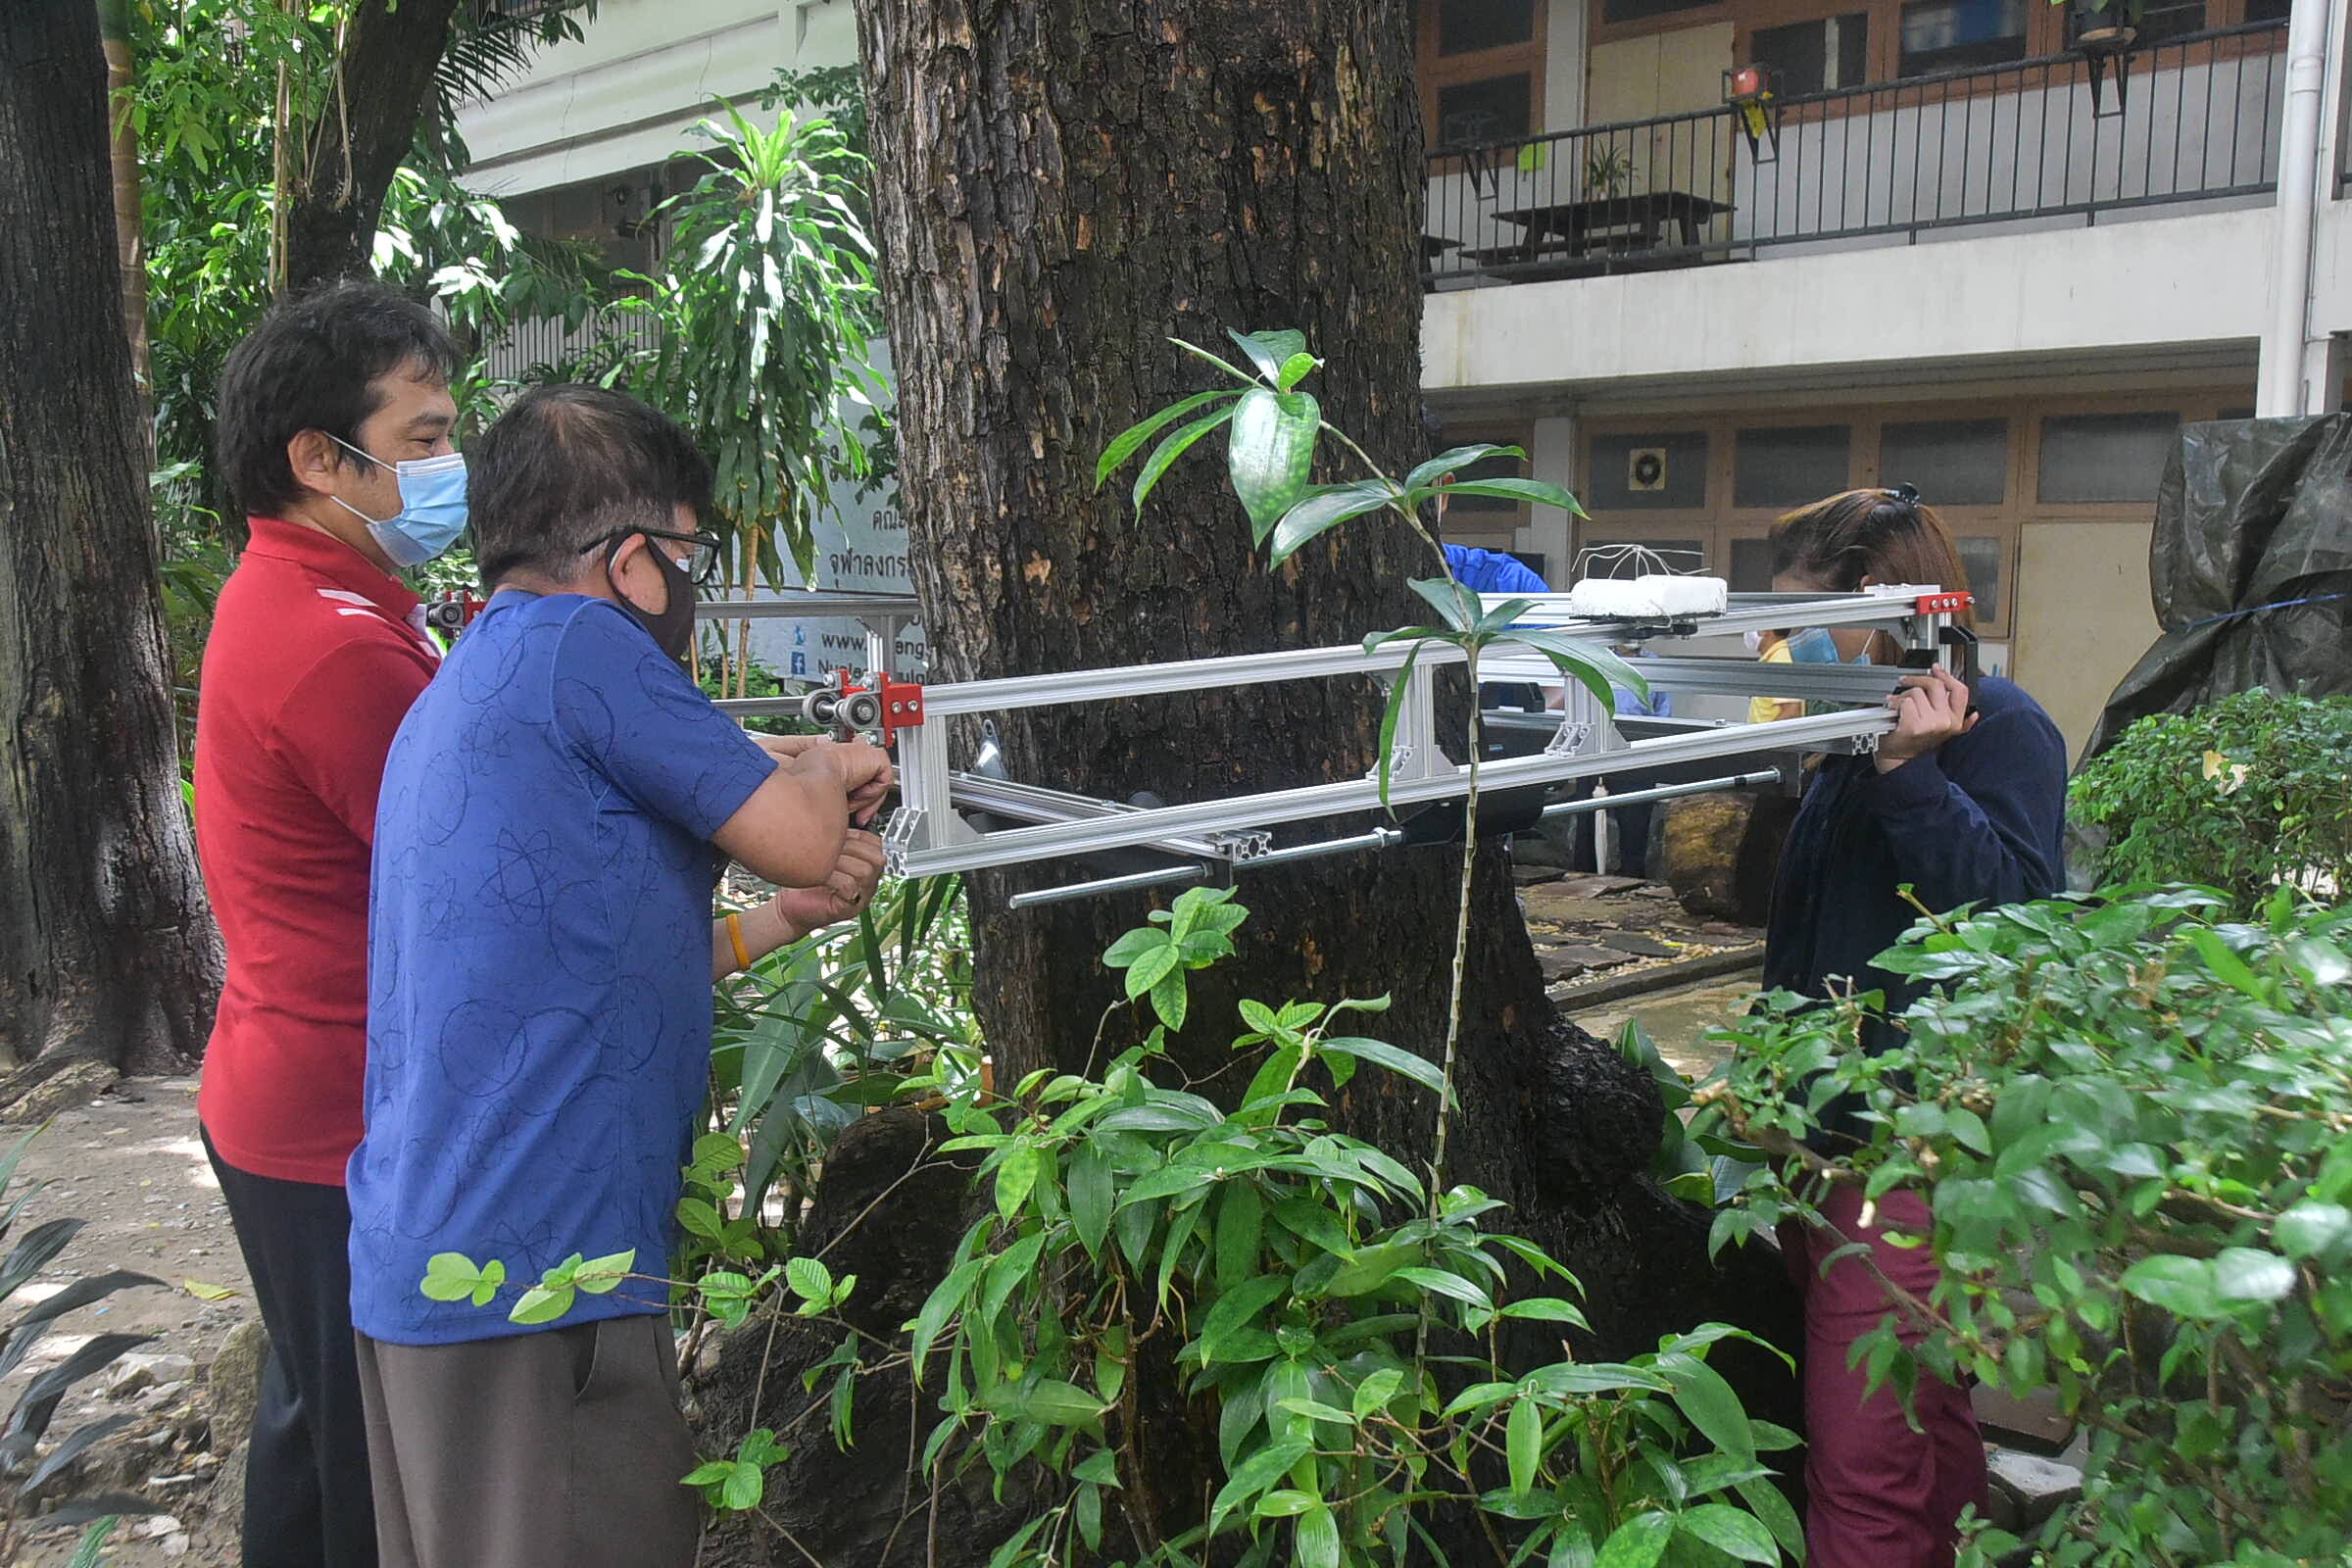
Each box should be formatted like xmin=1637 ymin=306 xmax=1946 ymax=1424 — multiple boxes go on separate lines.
xmin=724 ymin=343 xmax=927 ymax=684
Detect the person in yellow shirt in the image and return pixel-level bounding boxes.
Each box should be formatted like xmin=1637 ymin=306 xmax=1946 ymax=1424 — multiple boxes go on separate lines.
xmin=1748 ymin=632 xmax=1801 ymax=724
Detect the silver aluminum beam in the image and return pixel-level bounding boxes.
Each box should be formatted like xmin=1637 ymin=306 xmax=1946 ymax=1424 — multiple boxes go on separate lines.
xmin=1003 ymin=767 xmax=1786 ymax=908
xmin=1477 ymin=654 xmax=1904 ymax=706
xmin=1480 ymin=585 xmax=1952 ymax=642
xmin=897 ymin=706 xmax=1886 ymax=878
xmin=946 ymin=772 xmax=1242 ymax=863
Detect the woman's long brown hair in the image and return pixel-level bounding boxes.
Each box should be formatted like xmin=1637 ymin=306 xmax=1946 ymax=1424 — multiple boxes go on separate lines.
xmin=1769 ymin=488 xmax=1976 ymax=629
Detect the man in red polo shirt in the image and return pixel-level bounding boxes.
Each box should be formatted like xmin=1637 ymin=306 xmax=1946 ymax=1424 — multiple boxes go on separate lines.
xmin=195 ymin=280 xmax=466 ymax=1568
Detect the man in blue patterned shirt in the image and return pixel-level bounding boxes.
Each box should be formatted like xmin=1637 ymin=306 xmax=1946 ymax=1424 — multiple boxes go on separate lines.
xmin=351 ymin=386 xmax=892 ymax=1567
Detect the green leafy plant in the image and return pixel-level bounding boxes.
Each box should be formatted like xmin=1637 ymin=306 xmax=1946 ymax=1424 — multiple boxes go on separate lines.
xmin=1583 ymin=146 xmax=1633 ymax=198
xmin=2072 ymin=688 xmax=2352 ymax=911
xmin=1700 ymin=886 xmax=2352 ymax=1565
xmin=0 ymin=1125 xmax=170 ymax=1560
xmin=1098 ymin=329 xmax=1643 ymax=1233
xmin=906 ymin=890 xmax=1799 ymax=1567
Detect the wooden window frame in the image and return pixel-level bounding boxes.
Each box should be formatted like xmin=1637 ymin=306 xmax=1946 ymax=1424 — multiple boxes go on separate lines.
xmin=1419 ymin=1 xmax=1551 ymax=148
xmin=1437 ymin=416 xmax=1541 ymax=551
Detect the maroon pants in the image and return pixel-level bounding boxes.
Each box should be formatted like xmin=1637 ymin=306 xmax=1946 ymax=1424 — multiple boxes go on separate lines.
xmin=1782 ymin=1185 xmax=1986 ymax=1568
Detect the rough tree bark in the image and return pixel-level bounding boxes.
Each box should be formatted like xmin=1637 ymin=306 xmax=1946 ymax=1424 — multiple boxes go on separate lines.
xmin=280 ymin=0 xmax=467 ymax=293
xmin=699 ymin=1 xmax=1800 ymax=1558
xmin=0 ymin=0 xmax=222 ymax=1073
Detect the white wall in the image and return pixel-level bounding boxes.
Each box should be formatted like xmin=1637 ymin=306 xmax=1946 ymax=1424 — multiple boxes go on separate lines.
xmin=456 ymin=0 xmax=862 ymax=196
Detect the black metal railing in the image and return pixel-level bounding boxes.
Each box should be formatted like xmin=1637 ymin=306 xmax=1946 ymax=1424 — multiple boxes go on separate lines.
xmin=1422 ymin=19 xmax=2287 ymax=286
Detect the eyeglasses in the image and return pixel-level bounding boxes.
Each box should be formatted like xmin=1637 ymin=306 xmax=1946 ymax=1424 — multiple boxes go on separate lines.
xmin=585 ymin=527 xmax=723 ymax=587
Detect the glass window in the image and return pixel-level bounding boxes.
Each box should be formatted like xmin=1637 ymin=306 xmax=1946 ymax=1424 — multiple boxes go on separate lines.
xmin=2037 ymin=412 xmax=2180 ymax=504
xmin=2243 ymin=0 xmax=2292 ymax=20
xmin=1590 ymin=431 xmax=1710 ymax=511
xmin=1603 ymin=0 xmax=1721 ymax=21
xmin=1752 ymin=14 xmax=1871 ymax=96
xmin=1436 ymin=74 xmax=1533 ymax=149
xmin=1728 ymin=535 xmax=1776 ymax=592
xmin=1734 ymin=424 xmax=1852 ymax=510
xmin=1439 ymin=0 xmax=1535 ymax=54
xmin=2096 ymin=0 xmax=2206 ymax=44
xmin=1954 ymin=535 xmax=2006 ymax=624
xmin=1880 ymin=417 xmax=2009 ymax=507
xmin=1899 ymin=0 xmax=2028 ymax=76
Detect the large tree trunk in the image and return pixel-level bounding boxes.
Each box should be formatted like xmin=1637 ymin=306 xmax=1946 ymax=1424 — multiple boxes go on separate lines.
xmin=700 ymin=2 xmax=1799 ymax=1558
xmin=0 ymin=0 xmax=221 ymax=1073
xmin=280 ymin=0 xmax=466 ymax=293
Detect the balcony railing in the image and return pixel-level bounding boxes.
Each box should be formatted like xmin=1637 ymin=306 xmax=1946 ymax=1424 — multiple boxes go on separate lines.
xmin=1422 ymin=19 xmax=2287 ymax=287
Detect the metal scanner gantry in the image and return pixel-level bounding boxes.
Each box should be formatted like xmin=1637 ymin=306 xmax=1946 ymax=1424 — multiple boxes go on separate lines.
xmin=700 ymin=584 xmax=1974 ymax=906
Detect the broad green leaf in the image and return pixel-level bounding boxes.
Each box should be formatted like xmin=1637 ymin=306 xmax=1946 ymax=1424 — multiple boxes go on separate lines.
xmin=1096 ymin=390 xmax=1238 ymax=489
xmin=2121 ymin=1253 xmax=2227 ymax=1319
xmin=1317 ymin=1241 xmax=1422 ymax=1298
xmin=1405 ymin=443 xmax=1519 ymax=491
xmin=1070 ymin=1145 xmax=1114 ymax=1259
xmin=786 ymin=1255 xmax=834 ymax=1306
xmin=1423 ymin=475 xmax=1578 ymax=512
xmin=1127 ymin=942 xmax=1183 ymax=999
xmin=1396 ymin=1266 xmax=1492 ymax=1311
xmin=1151 ymin=970 xmax=1190 ymax=1031
xmin=1215 ymin=1182 xmax=1266 ymax=1293
xmin=1274 ymin=352 xmax=1320 ymax=392
xmin=1352 ymin=1367 xmax=1404 ymax=1418
xmin=994 ymin=1144 xmax=1042 ymax=1221
xmin=1207 ymin=1439 xmax=1311 ymax=1531
xmin=1104 ymin=927 xmax=1168 ymax=968
xmin=1506 ymin=1395 xmax=1542 ymax=1497
xmin=1373 ymin=640 xmax=1424 ymax=809
xmin=1294 ymin=1500 xmax=1342 ymax=1568
xmin=1253 ymin=1489 xmax=1318 ymax=1518
xmin=1497 ymin=1297 xmax=1590 ymax=1328
xmin=2277 ymin=1200 xmax=2352 ymax=1261
xmin=1197 ymin=1274 xmax=1290 ymax=1361
xmin=420 ymin=1252 xmax=488 ymax=1304
xmin=509 ymin=1283 xmax=574 ymax=1326
xmin=1408 ymin=575 xmax=1482 ymax=633
xmin=1675 ymin=1502 xmax=1779 ymax=1564
xmin=981 ymin=1378 xmax=1102 ymax=1427
xmin=1592 ymin=1511 xmax=1674 ymax=1568
xmin=1658 ymin=1352 xmax=1755 ymax=1459
xmin=1132 ymin=405 xmax=1240 ymax=515
xmin=575 ymin=1250 xmax=636 ymax=1297
xmin=2211 ymin=1247 xmax=2296 ymax=1301
xmin=1318 ymin=1037 xmax=1446 ymax=1096
xmin=909 ymin=1255 xmax=984 ymax=1380
xmin=2184 ymin=926 xmax=2264 ymax=996
xmin=1268 ymin=481 xmax=1401 ymax=566
xmin=1225 ymin=327 xmax=1309 ymax=384
xmin=1506 ymin=628 xmax=1648 ymax=715
xmin=1228 ymin=389 xmax=1322 ymax=541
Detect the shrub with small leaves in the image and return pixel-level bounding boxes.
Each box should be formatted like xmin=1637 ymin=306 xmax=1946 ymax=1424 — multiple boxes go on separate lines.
xmin=1702 ymin=886 xmax=2352 ymax=1566
xmin=2072 ymin=688 xmax=2352 ymax=910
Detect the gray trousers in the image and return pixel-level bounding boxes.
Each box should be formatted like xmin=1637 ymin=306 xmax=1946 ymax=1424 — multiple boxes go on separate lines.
xmin=356 ymin=1315 xmax=700 ymax=1568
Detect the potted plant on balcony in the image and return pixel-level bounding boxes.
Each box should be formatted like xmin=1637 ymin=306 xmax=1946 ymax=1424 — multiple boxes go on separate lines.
xmin=1583 ymin=146 xmax=1633 ymax=201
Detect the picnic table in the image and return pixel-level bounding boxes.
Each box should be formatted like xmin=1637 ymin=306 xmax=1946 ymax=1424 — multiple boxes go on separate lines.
xmin=1474 ymin=191 xmax=1732 ymax=267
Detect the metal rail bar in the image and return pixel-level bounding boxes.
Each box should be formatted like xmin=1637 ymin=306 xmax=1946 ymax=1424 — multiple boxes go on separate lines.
xmin=1004 ymin=768 xmax=1786 ymax=908
xmin=694 ymin=592 xmax=924 ymax=619
xmin=899 ymin=708 xmax=1883 ymax=878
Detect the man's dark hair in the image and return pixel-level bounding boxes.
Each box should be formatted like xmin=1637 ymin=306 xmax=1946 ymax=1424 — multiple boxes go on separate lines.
xmin=467 ymin=384 xmax=715 ymax=587
xmin=215 ymin=279 xmax=462 ymax=520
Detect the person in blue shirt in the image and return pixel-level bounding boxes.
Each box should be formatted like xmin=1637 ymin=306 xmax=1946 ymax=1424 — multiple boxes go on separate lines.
xmin=349 ymin=386 xmax=892 ymax=1568
xmin=1757 ymin=487 xmax=2064 ymax=1568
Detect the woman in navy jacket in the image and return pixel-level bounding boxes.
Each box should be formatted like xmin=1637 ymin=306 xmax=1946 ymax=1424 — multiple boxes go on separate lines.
xmin=1760 ymin=488 xmax=2067 ymax=1568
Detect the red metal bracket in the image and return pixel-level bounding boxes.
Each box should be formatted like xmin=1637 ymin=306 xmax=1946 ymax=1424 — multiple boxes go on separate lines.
xmin=1913 ymin=592 xmax=1973 ymax=615
xmin=423 ymin=590 xmax=486 ymax=637
xmin=875 ymin=676 xmax=925 ymax=741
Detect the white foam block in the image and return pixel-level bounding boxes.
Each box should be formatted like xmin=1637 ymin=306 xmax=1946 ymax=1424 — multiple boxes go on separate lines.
xmin=1563 ymin=574 xmax=1730 ymax=619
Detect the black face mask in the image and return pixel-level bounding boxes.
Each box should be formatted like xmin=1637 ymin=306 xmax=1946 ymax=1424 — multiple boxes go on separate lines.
xmin=608 ymin=536 xmax=695 ymax=665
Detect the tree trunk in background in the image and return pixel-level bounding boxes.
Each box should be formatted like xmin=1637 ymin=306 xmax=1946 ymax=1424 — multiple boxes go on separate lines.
xmin=96 ymin=0 xmax=150 ymax=409
xmin=716 ymin=0 xmax=1801 ymax=1556
xmin=280 ymin=0 xmax=466 ymax=293
xmin=0 ymin=0 xmax=221 ymax=1073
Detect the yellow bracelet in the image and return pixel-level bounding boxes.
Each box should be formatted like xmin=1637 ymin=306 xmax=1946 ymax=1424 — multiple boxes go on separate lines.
xmin=725 ymin=910 xmax=752 ymax=972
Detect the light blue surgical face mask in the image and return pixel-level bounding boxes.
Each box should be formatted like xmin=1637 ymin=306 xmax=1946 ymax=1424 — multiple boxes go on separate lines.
xmin=326 ymin=435 xmax=469 ymax=568
xmin=1784 ymin=624 xmax=1872 ymax=664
